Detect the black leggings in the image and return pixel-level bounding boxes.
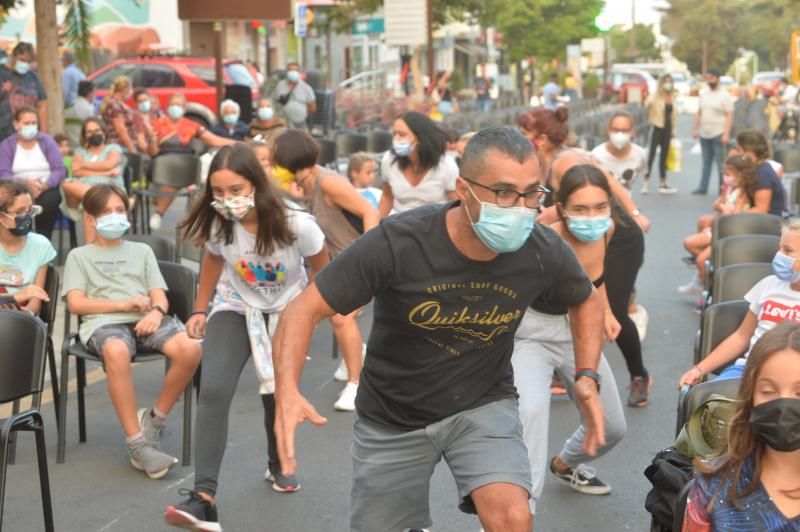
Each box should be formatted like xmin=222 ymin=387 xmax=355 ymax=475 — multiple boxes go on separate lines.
xmin=647 ymin=125 xmax=671 ymax=180
xmin=34 ymin=186 xmax=61 ymax=241
xmin=261 ymin=393 xmax=279 ymax=471
xmin=605 ymin=224 xmax=648 ymax=380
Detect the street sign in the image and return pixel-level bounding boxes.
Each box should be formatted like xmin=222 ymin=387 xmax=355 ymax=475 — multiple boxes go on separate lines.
xmin=295 ymin=3 xmax=308 ymax=37
xmin=352 ymin=18 xmax=385 ymax=35
xmin=384 ymin=0 xmax=427 ymax=46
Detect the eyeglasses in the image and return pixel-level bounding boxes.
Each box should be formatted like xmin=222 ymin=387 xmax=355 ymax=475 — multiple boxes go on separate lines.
xmin=3 ymin=205 xmax=42 ymax=218
xmin=461 ymin=176 xmax=549 ymax=208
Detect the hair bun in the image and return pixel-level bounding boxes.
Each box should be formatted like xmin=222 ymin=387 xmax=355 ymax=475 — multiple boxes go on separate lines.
xmin=554 ymin=106 xmax=569 ymax=123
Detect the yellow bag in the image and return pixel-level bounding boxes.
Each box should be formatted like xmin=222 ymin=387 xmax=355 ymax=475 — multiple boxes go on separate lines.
xmin=666 ymin=138 xmax=683 ymax=172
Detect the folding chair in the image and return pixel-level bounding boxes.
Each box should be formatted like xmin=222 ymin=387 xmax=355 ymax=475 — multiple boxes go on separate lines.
xmin=317 ymin=138 xmax=337 ymax=169
xmin=704 ymin=234 xmax=780 ymax=297
xmin=712 ymin=213 xmax=782 ymax=242
xmin=123 ymin=233 xmax=178 ymax=263
xmin=694 ymin=299 xmax=750 ymax=367
xmin=134 ymin=153 xmax=201 ymax=239
xmin=57 ymin=261 xmax=197 ymax=465
xmin=710 ymin=263 xmax=773 ymax=306
xmin=366 ymin=130 xmax=393 ymax=154
xmin=671 ymin=479 xmax=694 ymax=532
xmin=335 ymin=132 xmax=368 ymax=158
xmin=0 ymin=309 xmax=54 ymax=532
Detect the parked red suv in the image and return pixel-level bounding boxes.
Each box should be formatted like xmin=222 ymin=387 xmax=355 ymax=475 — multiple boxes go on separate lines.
xmin=88 ymin=56 xmax=261 ymax=127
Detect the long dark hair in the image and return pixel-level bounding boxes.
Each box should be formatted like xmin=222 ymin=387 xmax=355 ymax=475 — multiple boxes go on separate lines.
xmin=697 ymin=321 xmax=800 ymax=510
xmin=80 ymin=117 xmax=107 ymax=149
xmin=179 ymin=143 xmax=295 ymax=255
xmin=555 ymin=164 xmax=613 ymax=219
xmin=393 ymin=111 xmax=445 ymax=172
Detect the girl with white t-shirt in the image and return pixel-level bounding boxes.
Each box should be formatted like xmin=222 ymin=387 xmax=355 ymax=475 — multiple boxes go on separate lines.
xmin=679 ymin=221 xmax=800 ymax=387
xmin=165 ymin=144 xmax=328 ymax=532
xmin=379 ymin=111 xmax=458 ymax=216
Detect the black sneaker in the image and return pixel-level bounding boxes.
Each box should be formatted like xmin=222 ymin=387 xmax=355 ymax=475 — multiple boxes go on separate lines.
xmin=682 ymin=255 xmax=697 ymax=268
xmin=164 ymin=489 xmax=221 ymax=532
xmin=691 ymin=188 xmax=707 ymax=195
xmin=549 ymin=458 xmax=611 ymax=495
xmin=265 ymin=465 xmax=301 ymax=493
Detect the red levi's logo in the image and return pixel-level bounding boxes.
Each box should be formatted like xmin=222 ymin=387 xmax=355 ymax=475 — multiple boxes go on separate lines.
xmin=760 ymin=300 xmax=800 ymax=324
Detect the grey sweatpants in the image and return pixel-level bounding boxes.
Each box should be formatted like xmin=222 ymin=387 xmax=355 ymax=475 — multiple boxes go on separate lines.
xmin=195 ymin=310 xmax=267 ymax=496
xmin=512 ymin=307 xmax=627 ymax=513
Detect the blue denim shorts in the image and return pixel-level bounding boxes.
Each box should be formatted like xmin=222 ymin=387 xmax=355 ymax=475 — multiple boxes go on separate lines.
xmin=87 ymin=315 xmax=184 ymax=358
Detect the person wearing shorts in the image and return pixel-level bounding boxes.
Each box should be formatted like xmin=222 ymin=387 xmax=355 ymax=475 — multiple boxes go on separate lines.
xmin=273 ymin=127 xmax=607 ymax=532
xmin=63 ymin=184 xmax=201 ymax=480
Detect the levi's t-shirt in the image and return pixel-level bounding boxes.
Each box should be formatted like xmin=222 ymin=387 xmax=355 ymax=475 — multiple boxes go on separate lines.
xmin=314 ymin=201 xmax=592 ymax=429
xmin=738 ymin=274 xmax=800 ymax=365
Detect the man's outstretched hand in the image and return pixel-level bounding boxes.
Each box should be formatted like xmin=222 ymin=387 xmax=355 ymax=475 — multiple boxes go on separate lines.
xmin=274 ymin=390 xmax=328 ymax=476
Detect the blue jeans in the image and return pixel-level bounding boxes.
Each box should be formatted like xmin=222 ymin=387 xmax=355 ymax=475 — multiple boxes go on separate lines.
xmin=698 ymin=135 xmax=725 ymax=193
xmin=477 ymin=98 xmax=492 ymax=112
xmin=716 ymin=363 xmax=744 ymax=380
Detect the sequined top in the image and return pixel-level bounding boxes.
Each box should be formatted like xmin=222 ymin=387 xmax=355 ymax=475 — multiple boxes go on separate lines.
xmin=684 ymin=452 xmax=800 ymax=531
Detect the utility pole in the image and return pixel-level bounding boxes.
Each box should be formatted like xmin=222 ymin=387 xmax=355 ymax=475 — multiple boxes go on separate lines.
xmin=627 ymin=0 xmax=636 ymax=59
xmin=427 ymin=0 xmax=434 ymax=91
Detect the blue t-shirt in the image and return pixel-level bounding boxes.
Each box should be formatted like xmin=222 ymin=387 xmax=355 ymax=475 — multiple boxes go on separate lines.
xmin=542 ymin=82 xmax=560 ymax=110
xmin=0 ymin=232 xmax=56 ymax=294
xmin=756 ymin=162 xmax=786 ymax=216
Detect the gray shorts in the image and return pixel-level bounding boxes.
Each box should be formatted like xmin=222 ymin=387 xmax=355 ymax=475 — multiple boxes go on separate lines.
xmin=350 ymin=398 xmax=531 ymax=532
xmin=87 ymin=316 xmax=185 ymax=358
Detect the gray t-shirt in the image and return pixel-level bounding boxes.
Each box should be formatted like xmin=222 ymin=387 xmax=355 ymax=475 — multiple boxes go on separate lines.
xmin=62 ymin=241 xmax=167 ymax=342
xmin=272 ymin=79 xmax=316 ymax=127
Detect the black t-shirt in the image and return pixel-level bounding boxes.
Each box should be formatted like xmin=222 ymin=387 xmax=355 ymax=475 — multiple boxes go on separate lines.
xmin=315 ymin=201 xmax=593 ymax=429
xmin=755 ymin=162 xmax=786 ymax=216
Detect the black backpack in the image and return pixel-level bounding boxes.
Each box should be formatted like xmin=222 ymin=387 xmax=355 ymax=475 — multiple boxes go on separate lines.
xmin=644 ymin=447 xmax=694 ymax=531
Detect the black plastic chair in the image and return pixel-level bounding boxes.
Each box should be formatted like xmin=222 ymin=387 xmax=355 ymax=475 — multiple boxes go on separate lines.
xmin=135 ymin=153 xmax=202 ymax=236
xmin=0 ymin=310 xmax=54 ymax=532
xmin=366 ymin=130 xmax=393 ymax=154
xmin=123 ymin=233 xmax=178 ymax=263
xmin=57 ymin=261 xmax=197 ymax=465
xmin=773 ymin=145 xmax=800 ymax=174
xmin=317 ymin=138 xmax=337 ymax=169
xmin=335 ymin=132 xmax=368 ymax=158
xmin=676 ymin=378 xmax=742 ymax=438
xmin=671 ymin=479 xmax=694 ymax=532
xmin=710 ymin=263 xmax=773 ymax=305
xmin=704 ymin=234 xmax=780 ymax=296
xmin=694 ymin=299 xmax=750 ymax=366
xmin=712 ymin=213 xmax=783 ymax=242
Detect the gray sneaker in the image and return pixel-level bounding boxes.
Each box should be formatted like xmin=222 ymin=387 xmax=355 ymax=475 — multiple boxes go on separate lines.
xmin=138 ymin=408 xmax=165 ymax=448
xmin=129 ymin=440 xmax=178 ymax=479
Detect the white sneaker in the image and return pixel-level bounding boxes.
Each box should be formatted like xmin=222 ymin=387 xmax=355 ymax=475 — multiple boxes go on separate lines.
xmin=640 ymin=180 xmax=649 ymax=195
xmin=677 ymin=277 xmax=703 ymax=295
xmin=629 ymin=304 xmax=649 ymax=342
xmin=334 ymin=382 xmax=358 ymax=411
xmin=149 ymin=212 xmax=162 ymax=231
xmin=333 ymin=343 xmax=366 ymax=382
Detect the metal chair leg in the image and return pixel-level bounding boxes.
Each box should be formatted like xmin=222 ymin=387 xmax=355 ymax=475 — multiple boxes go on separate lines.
xmin=77 ymin=358 xmax=86 ymax=443
xmin=33 ymin=414 xmax=54 ymax=532
xmin=332 ymin=330 xmax=339 ymax=359
xmin=182 ymin=383 xmax=192 ymax=465
xmin=6 ymin=402 xmax=17 ymax=465
xmin=0 ymin=421 xmax=11 ymax=529
xmin=57 ymin=348 xmax=70 ymax=463
xmin=47 ymin=338 xmax=60 ymax=431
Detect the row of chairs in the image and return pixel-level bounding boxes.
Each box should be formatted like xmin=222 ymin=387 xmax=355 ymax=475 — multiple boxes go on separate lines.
xmin=0 ymin=234 xmax=197 ymax=531
xmin=661 ymin=213 xmax=783 ymax=530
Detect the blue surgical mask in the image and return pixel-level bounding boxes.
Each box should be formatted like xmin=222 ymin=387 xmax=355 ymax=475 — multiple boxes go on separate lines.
xmin=566 ymin=215 xmax=612 ymax=242
xmin=464 ymin=185 xmax=536 ymax=253
xmin=95 ymin=212 xmax=130 ymax=239
xmin=223 ymin=113 xmax=239 ymax=125
xmin=393 ymin=140 xmax=414 ymax=157
xmin=257 ymin=107 xmax=274 ymax=121
xmin=19 ymin=124 xmax=38 ymax=140
xmin=772 ymin=251 xmax=800 ymax=282
xmin=138 ymin=100 xmax=152 ymax=113
xmin=14 ymin=59 xmax=30 ymax=75
xmin=287 ymin=70 xmax=301 ymax=83
xmin=168 ymin=105 xmax=184 ymax=119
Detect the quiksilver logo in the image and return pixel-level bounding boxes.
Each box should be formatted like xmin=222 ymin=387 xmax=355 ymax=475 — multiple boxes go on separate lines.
xmin=408 ymin=301 xmax=522 ymax=342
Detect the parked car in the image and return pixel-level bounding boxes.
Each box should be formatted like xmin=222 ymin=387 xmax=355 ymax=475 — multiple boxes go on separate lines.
xmin=604 ymin=69 xmax=654 ymax=102
xmin=752 ymin=71 xmax=786 ymax=97
xmin=88 ymin=56 xmax=262 ymax=128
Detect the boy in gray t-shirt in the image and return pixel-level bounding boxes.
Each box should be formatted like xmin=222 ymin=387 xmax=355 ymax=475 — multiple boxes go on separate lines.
xmin=62 ymin=184 xmax=201 ymax=479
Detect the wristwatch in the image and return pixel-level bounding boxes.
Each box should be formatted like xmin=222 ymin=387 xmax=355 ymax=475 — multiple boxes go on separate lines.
xmin=574 ymin=369 xmax=601 ymax=392
xmin=152 ymin=304 xmax=167 ymax=316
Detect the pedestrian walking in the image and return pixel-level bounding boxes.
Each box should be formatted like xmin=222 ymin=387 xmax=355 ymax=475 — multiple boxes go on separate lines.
xmin=692 ymin=69 xmax=734 ymax=194
xmin=61 ymin=49 xmax=85 ymax=108
xmin=644 ymin=73 xmax=680 ymax=194
xmin=474 ymin=64 xmax=493 ymax=112
xmin=542 ymin=73 xmax=561 ymax=110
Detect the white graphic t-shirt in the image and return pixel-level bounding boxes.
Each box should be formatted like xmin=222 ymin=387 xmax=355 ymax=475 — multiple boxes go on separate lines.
xmin=738 ymin=275 xmax=800 ymax=365
xmin=206 ymin=210 xmax=325 ymax=316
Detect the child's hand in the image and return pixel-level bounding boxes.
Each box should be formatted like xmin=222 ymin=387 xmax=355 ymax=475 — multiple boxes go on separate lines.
xmin=604 ymin=311 xmax=621 ymax=341
xmin=13 ymin=285 xmax=49 ymax=305
xmin=186 ymin=313 xmax=207 ymax=339
xmin=678 ymin=366 xmax=703 ymax=388
xmin=126 ymin=294 xmax=151 ymax=314
xmin=134 ymin=311 xmax=161 ymax=337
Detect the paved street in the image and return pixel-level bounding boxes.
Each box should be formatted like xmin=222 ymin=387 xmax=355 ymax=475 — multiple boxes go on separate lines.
xmin=3 ymin=114 xmax=732 ymax=531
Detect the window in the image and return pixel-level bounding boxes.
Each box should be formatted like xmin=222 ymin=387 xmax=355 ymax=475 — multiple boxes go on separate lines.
xmin=139 ymin=65 xmax=184 ymax=88
xmin=91 ymin=64 xmax=139 ymax=89
xmin=188 ymin=65 xmax=215 ymax=86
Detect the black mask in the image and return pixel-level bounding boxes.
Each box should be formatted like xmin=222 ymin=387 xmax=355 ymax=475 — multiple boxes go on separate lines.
xmin=4 ymin=212 xmax=33 ymax=236
xmin=749 ymin=397 xmax=800 ymax=452
xmin=87 ymin=133 xmax=104 ymax=147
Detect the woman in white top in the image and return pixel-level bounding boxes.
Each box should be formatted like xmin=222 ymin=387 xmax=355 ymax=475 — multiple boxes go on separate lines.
xmin=379 ymin=111 xmax=458 ymax=216
xmin=590 ymin=111 xmax=652 ymax=191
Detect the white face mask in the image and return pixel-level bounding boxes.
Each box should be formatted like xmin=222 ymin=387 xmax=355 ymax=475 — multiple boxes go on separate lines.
xmin=609 ymin=131 xmax=631 ymax=150
xmin=662 ymin=82 xmax=673 ymax=92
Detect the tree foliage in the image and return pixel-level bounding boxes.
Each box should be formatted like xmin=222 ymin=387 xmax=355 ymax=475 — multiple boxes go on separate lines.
xmin=663 ymin=0 xmax=800 ymax=74
xmin=609 ymin=23 xmax=660 ymax=63
xmin=329 ymin=0 xmax=484 ymax=35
